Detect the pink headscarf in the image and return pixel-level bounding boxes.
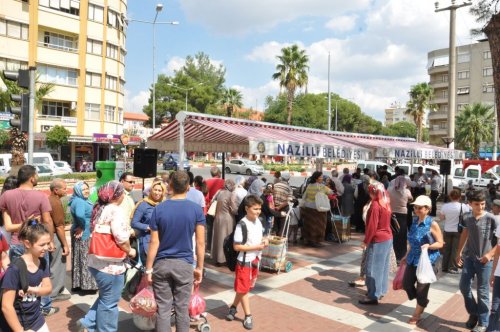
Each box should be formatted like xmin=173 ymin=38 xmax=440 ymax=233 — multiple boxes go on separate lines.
xmin=368 ymin=181 xmax=392 ymax=213
xmin=91 ymin=180 xmax=124 ymax=229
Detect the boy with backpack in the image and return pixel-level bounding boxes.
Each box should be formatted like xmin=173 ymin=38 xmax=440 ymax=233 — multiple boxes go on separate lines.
xmin=226 ymin=194 xmax=268 ymax=330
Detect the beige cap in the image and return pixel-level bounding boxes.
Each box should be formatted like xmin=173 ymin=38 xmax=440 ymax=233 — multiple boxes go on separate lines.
xmin=411 ymin=195 xmax=432 ymax=207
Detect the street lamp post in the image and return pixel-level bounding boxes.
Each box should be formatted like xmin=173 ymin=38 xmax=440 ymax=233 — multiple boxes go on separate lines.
xmin=126 ymin=4 xmax=179 ymax=133
xmin=168 ymin=82 xmax=204 ymax=112
xmin=441 ymin=136 xmax=455 ymax=202
xmin=435 ymin=1 xmax=472 ymax=150
xmin=106 ymin=134 xmax=114 ymax=160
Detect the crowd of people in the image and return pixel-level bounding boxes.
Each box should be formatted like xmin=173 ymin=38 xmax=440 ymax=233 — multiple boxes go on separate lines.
xmin=1 ymin=163 xmax=500 ymax=331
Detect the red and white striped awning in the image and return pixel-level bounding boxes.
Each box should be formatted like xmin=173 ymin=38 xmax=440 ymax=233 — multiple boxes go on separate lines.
xmin=148 ymin=112 xmax=464 ymax=160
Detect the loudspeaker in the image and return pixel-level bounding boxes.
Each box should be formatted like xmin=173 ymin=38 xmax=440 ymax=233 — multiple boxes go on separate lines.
xmin=439 ymin=159 xmax=451 ymax=175
xmin=133 ymin=148 xmax=158 ymax=178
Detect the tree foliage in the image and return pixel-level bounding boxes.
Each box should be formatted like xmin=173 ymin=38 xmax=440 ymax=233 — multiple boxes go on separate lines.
xmin=382 ymin=121 xmax=418 ymax=138
xmin=405 ymin=82 xmax=435 ymax=142
xmin=272 ymin=45 xmax=309 ymax=125
xmin=456 ymin=103 xmax=494 ymax=158
xmin=221 ymin=88 xmax=243 ymax=117
xmin=45 ymin=125 xmax=71 ymax=150
xmin=0 ymin=129 xmax=10 ymax=148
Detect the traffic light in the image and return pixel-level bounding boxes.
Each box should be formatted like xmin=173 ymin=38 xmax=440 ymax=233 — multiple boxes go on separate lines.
xmin=8 ymin=93 xmax=29 ymax=132
xmin=3 ymin=69 xmax=29 ymax=89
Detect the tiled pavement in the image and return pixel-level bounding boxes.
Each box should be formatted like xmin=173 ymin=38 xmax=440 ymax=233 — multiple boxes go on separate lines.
xmin=46 ymin=233 xmax=473 ymax=332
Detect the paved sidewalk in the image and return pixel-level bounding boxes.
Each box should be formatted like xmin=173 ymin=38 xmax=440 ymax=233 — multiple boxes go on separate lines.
xmin=46 ymin=233 xmax=472 ymax=332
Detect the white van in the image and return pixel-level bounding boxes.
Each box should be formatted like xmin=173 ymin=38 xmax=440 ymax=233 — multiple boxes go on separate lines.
xmin=356 ymin=160 xmax=394 ymax=177
xmin=454 ymin=164 xmax=500 ymax=189
xmin=0 ymin=152 xmax=57 ymax=174
xmin=396 ymin=163 xmax=440 ymax=176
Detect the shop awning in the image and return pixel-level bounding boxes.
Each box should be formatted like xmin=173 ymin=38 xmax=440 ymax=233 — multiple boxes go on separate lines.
xmin=147 ymin=112 xmax=463 ymax=160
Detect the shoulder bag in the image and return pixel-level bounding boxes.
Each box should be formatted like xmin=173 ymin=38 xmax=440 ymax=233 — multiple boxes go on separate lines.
xmin=207 ymin=190 xmax=220 ymax=217
xmin=88 ymin=223 xmax=127 ymax=262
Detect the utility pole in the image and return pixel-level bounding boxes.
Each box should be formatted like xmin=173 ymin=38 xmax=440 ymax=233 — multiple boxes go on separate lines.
xmin=435 ymin=0 xmax=472 ymax=150
xmin=327 ymin=52 xmax=331 ymax=132
xmin=28 ymin=67 xmax=36 ymax=164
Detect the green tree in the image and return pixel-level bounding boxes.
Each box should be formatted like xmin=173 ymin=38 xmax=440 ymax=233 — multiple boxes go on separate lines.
xmin=143 ymin=52 xmax=226 ymax=125
xmin=471 ymin=2 xmax=500 ymax=131
xmin=0 ymin=129 xmax=10 ymax=148
xmin=382 ymin=121 xmax=418 ymax=138
xmin=46 ymin=125 xmax=71 ymax=149
xmin=405 ymin=82 xmax=435 ymax=142
xmin=456 ymin=103 xmax=494 ymax=157
xmin=221 ymin=88 xmax=243 ymax=117
xmin=272 ymin=44 xmax=309 ymax=125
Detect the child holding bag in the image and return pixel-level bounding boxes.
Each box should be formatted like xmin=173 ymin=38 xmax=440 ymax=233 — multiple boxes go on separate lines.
xmin=400 ymin=195 xmax=443 ymax=325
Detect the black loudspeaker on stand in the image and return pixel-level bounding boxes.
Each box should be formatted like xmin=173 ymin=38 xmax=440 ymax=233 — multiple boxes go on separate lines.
xmin=439 ymin=159 xmax=451 ymax=175
xmin=133 ymin=148 xmax=158 ymax=178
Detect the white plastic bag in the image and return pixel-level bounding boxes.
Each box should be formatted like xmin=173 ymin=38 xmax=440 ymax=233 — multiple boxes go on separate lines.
xmin=133 ymin=313 xmax=157 ymax=330
xmin=315 ymin=191 xmax=330 ymax=212
xmin=416 ymin=248 xmax=437 ymax=284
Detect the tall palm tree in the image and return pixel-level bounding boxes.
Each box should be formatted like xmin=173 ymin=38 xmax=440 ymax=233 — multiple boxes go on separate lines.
xmin=272 ymin=44 xmax=309 ymax=125
xmin=456 ymin=103 xmax=494 ymax=158
xmin=405 ymin=82 xmax=436 ymax=142
xmin=221 ymin=88 xmax=243 ymax=117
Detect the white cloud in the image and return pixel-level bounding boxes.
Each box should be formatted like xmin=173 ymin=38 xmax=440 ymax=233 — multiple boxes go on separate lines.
xmin=161 ymin=56 xmax=185 ymax=75
xmin=325 ymin=15 xmax=358 ymax=32
xmin=232 ymin=81 xmax=281 ymax=112
xmin=124 ymin=89 xmax=149 ymax=114
xmin=245 ymin=41 xmax=304 ymax=63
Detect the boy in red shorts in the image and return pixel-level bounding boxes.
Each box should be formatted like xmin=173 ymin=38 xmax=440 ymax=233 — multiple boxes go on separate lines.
xmin=226 ymin=194 xmax=268 ymax=330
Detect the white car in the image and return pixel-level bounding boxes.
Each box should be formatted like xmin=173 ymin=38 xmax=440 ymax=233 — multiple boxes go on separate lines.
xmin=35 ymin=164 xmax=67 ymax=177
xmin=225 ymin=159 xmax=264 ymax=175
xmin=54 ymin=161 xmax=73 ymax=174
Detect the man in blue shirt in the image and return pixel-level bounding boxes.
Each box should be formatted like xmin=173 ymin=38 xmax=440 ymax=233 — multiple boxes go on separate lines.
xmin=145 ymin=171 xmax=206 ymax=332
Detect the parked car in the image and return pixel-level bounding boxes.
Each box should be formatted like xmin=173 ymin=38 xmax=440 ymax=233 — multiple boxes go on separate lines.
xmin=396 ymin=163 xmax=440 ymax=177
xmin=54 ymin=161 xmax=73 ymax=174
xmin=356 ymin=160 xmax=394 ymax=177
xmin=163 ymin=153 xmax=190 ymax=171
xmin=225 ymin=159 xmax=264 ymax=175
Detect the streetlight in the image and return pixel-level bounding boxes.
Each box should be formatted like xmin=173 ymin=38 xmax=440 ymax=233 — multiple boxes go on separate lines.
xmin=106 ymin=134 xmax=114 ymax=160
xmin=441 ymin=136 xmax=455 ymax=202
xmin=168 ymin=82 xmax=204 ymax=112
xmin=125 ymin=4 xmax=179 ymax=132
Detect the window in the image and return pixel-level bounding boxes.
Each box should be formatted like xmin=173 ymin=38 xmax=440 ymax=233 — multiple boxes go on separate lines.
xmin=440 ymin=105 xmax=448 ymax=112
xmin=42 ymin=31 xmax=77 ymax=52
xmin=483 ymin=67 xmax=493 ymax=77
xmin=86 ymin=39 xmax=102 ymax=55
xmin=466 ymin=169 xmax=479 ymax=178
xmin=483 ymin=84 xmax=494 ymax=93
xmin=117 ymin=107 xmax=123 ymax=124
xmin=441 ymin=90 xmax=448 ymax=99
xmin=105 ymin=105 xmax=115 ymax=122
xmin=41 ymin=101 xmax=71 ymax=117
xmin=454 ymin=168 xmax=463 ymax=177
xmin=0 ymin=19 xmax=29 ymax=40
xmin=0 ymin=57 xmax=28 ymax=72
xmin=88 ymin=4 xmax=104 ymax=23
xmin=85 ymin=103 xmax=100 ymax=120
xmin=119 ymin=79 xmax=125 ymax=93
xmin=85 ymin=72 xmax=101 ymax=87
xmin=457 ymin=52 xmax=470 ymax=63
xmin=106 ymin=44 xmax=118 ymax=59
xmin=457 ymin=71 xmax=469 ymax=79
xmin=457 ymin=87 xmax=470 ymax=95
xmin=439 ymin=122 xmax=447 ymax=129
xmin=105 ymin=75 xmax=117 ymax=90
xmin=484 ymin=51 xmax=492 ymax=60
xmin=40 ymin=0 xmax=80 ymax=16
xmin=38 ymin=65 xmax=78 ymax=86
xmin=120 ymin=48 xmax=126 ymax=63
xmin=457 ymin=103 xmax=469 ymax=111
xmin=107 ymin=10 xmax=118 ymax=28
xmin=441 ymin=74 xmax=448 ymax=82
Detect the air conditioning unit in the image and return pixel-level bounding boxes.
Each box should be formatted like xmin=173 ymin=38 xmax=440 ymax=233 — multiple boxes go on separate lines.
xmin=41 ymin=125 xmax=52 ymax=132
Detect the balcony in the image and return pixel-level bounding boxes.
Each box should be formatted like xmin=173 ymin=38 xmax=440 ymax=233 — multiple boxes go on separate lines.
xmin=37 ymin=115 xmax=78 ymax=128
xmin=37 ymin=46 xmax=79 ymax=69
xmin=429 ymin=80 xmax=448 ymax=89
xmin=428 ymin=66 xmax=448 ymax=75
xmin=428 ymin=111 xmax=449 ymax=120
xmin=429 ymin=125 xmax=447 ymax=136
xmin=430 ymin=97 xmax=448 ymax=104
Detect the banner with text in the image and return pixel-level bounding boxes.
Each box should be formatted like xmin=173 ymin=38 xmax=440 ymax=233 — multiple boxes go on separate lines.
xmin=249 ymin=140 xmax=373 ymax=160
xmin=375 ymin=147 xmax=465 ymax=160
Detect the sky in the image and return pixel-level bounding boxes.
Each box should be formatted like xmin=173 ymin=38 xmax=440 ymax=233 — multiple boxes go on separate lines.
xmin=124 ymin=0 xmax=479 ymax=122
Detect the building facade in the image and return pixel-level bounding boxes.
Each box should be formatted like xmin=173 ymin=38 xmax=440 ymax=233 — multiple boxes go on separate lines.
xmin=384 ymin=102 xmax=428 ymax=127
xmin=0 ymin=0 xmax=127 ymax=167
xmin=427 ymin=39 xmax=494 ymax=146
xmin=123 ymin=111 xmax=151 ymax=140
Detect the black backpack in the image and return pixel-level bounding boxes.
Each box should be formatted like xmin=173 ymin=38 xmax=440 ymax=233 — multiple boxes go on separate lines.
xmin=223 ymin=220 xmax=248 ymax=272
xmin=0 ymin=257 xmax=32 ymax=332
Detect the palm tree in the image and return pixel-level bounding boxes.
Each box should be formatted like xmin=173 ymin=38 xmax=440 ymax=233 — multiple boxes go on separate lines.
xmin=456 ymin=103 xmax=494 ymax=158
xmin=272 ymin=44 xmax=309 ymax=125
xmin=405 ymin=82 xmax=436 ymax=142
xmin=221 ymin=88 xmax=243 ymax=117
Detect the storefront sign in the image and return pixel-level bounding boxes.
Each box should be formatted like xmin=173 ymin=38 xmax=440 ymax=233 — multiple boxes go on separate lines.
xmin=249 ymin=141 xmax=373 ymax=160
xmin=93 ymin=133 xmax=121 ymax=143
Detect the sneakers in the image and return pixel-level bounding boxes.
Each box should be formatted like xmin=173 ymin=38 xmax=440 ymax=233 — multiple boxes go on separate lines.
xmin=466 ymin=315 xmax=478 ymax=329
xmin=41 ymin=306 xmax=60 ymax=316
xmin=226 ymin=306 xmax=237 ymax=321
xmin=243 ymin=315 xmax=253 ymax=330
xmin=472 ymin=326 xmax=487 ymax=332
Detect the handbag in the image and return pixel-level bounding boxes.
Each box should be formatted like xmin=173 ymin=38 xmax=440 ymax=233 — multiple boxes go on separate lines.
xmin=390 ymin=213 xmax=400 ymax=234
xmin=88 ymin=224 xmax=127 ymax=262
xmin=392 ymin=261 xmax=406 ymax=290
xmin=207 ymin=190 xmax=220 ymax=217
xmin=315 ymin=190 xmax=331 ymax=212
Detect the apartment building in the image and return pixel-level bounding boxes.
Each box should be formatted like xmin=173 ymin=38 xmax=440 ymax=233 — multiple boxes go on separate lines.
xmin=123 ymin=111 xmax=151 ymax=140
xmin=0 ymin=0 xmax=127 ymax=167
xmin=384 ymin=102 xmax=428 ymax=127
xmin=427 ymin=39 xmax=494 ymax=146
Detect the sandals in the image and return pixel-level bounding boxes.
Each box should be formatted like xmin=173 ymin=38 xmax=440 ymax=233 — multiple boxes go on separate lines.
xmin=408 ymin=316 xmax=421 ymax=325
xmin=347 ymin=280 xmax=365 ymax=287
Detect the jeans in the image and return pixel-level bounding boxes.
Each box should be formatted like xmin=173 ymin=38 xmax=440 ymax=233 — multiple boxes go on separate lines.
xmin=79 ymin=267 xmax=124 ymax=332
xmin=40 ymin=251 xmax=51 ymax=310
xmin=442 ymin=231 xmax=460 ymax=271
xmin=365 ymin=239 xmax=392 ymax=300
xmin=488 ymin=276 xmax=500 ymax=331
xmin=459 ymin=256 xmax=493 ymax=326
xmin=153 ymin=258 xmax=193 ymax=332
xmin=392 ymin=213 xmax=408 ymax=261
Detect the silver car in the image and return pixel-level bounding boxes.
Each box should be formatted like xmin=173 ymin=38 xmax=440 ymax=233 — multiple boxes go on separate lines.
xmin=225 ymin=159 xmax=264 ymax=175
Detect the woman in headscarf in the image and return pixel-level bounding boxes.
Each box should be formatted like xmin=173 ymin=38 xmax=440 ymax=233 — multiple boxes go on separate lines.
xmin=234 ymin=175 xmax=247 ymax=206
xmin=131 ymin=181 xmax=166 ymax=264
xmin=352 ymin=173 xmax=373 ymax=233
xmin=211 ymin=179 xmax=239 ymax=265
xmin=301 ymin=171 xmax=333 ymax=247
xmin=69 ymin=181 xmax=98 ymax=292
xmin=388 ymin=175 xmax=413 ymax=263
xmin=359 ymin=182 xmax=393 ymax=305
xmin=77 ymin=181 xmax=136 ymax=332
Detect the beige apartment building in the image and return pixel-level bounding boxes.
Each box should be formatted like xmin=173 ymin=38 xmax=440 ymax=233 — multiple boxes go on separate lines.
xmin=427 ymin=39 xmax=494 ymax=146
xmin=0 ymin=0 xmax=127 ymax=168
xmin=384 ymin=102 xmax=428 ymax=128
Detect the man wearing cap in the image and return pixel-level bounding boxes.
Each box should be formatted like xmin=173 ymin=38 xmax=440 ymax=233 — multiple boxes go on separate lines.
xmin=273 ymin=172 xmax=294 ymax=235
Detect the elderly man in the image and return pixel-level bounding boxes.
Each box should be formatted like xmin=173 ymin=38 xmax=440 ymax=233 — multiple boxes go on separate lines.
xmin=273 ymin=172 xmax=294 ymax=235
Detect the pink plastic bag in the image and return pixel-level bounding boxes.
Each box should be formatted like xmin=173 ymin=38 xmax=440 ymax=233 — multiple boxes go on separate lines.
xmin=188 ymin=285 xmax=206 ymax=317
xmin=392 ymin=261 xmax=406 ymax=291
xmin=136 ymin=274 xmax=149 ymax=295
xmin=130 ymin=287 xmax=157 ymax=317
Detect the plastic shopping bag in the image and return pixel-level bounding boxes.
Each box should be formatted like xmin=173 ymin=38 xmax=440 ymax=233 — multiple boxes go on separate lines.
xmin=133 ymin=313 xmax=157 ymax=330
xmin=416 ymin=248 xmax=437 ymax=284
xmin=392 ymin=261 xmax=406 ymax=290
xmin=188 ymin=284 xmax=206 ymax=317
xmin=130 ymin=287 xmax=158 ymax=317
